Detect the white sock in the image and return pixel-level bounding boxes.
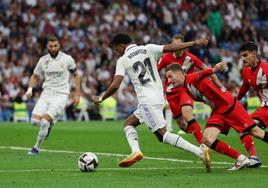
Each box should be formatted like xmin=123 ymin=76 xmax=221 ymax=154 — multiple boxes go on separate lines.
xmin=163 ymin=131 xmax=202 ymax=158
xmin=34 ymin=119 xmax=50 ymax=150
xmin=124 ymin=125 xmax=141 ymax=153
xmin=165 ymin=108 xmax=173 ymax=132
xmin=237 ymin=154 xmax=247 ymax=161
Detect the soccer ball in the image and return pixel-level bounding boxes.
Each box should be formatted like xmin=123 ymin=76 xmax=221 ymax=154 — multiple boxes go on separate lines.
xmin=78 ymin=152 xmax=99 ymax=172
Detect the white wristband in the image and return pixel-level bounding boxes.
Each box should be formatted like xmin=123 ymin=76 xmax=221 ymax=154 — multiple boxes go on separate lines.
xmin=99 ymin=96 xmax=103 ymax=103
xmin=27 ymin=87 xmax=33 ymax=93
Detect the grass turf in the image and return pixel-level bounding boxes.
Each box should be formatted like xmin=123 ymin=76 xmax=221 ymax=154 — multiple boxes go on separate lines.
xmin=0 ymin=120 xmax=267 ymax=188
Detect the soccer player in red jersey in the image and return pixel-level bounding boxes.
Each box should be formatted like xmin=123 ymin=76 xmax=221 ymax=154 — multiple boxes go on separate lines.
xmin=158 ymin=34 xmax=225 ymax=145
xmin=165 ymin=62 xmax=268 ymax=170
xmin=237 ymin=41 xmax=268 ymax=166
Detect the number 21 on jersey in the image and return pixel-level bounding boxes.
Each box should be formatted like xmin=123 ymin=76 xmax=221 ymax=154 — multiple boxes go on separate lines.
xmin=132 ymin=58 xmax=156 ymax=85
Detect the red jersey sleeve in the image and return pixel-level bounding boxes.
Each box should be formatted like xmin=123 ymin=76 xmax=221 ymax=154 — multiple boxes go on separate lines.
xmin=191 ymin=53 xmax=204 ymax=69
xmin=157 ymin=55 xmax=167 ymax=71
xmin=237 ymin=68 xmax=250 ymax=100
xmin=186 ymin=68 xmax=214 ymax=84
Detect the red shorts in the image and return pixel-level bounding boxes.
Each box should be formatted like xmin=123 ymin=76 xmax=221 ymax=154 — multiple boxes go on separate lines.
xmin=166 ymin=90 xmax=194 ymax=118
xmin=252 ymin=107 xmax=268 ymax=128
xmin=206 ymin=100 xmax=255 ymax=135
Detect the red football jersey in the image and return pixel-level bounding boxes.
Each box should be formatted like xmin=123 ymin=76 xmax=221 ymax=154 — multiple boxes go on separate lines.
xmin=237 ymin=61 xmax=268 ymax=106
xmin=185 ymin=69 xmax=235 ymax=114
xmin=158 ymin=52 xmax=204 ymax=94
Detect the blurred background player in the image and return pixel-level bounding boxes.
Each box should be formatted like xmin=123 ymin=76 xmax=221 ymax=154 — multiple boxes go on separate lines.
xmin=93 ymin=33 xmax=211 ymax=171
xmin=165 ymin=62 xmax=268 ymax=170
xmin=237 ymin=41 xmax=268 ymax=166
xmin=158 ymin=34 xmax=225 ymax=145
xmin=25 ymin=36 xmax=81 ymax=155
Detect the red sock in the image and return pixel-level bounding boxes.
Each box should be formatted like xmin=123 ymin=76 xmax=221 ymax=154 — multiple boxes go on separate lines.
xmin=210 ymin=139 xmax=241 ymax=159
xmin=240 ymin=134 xmax=256 ymax=156
xmin=186 ymin=119 xmax=203 ymax=145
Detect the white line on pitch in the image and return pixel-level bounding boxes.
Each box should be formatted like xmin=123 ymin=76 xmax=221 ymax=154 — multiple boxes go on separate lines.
xmin=0 ymin=166 xmax=231 ymax=173
xmin=0 ymin=145 xmax=232 ymax=165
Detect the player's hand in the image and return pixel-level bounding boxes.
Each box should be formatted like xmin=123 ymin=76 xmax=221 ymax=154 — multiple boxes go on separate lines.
xmin=92 ymin=96 xmax=103 ymax=105
xmin=195 ymin=38 xmax=209 ymax=47
xmin=73 ymin=95 xmax=80 ymax=106
xmin=25 ymin=87 xmax=33 ymax=99
xmin=213 ymin=61 xmax=227 ymax=73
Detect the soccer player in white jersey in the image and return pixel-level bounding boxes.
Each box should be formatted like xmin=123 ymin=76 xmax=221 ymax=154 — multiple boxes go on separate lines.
xmin=93 ymin=33 xmax=211 ymax=171
xmin=25 ymin=36 xmax=81 ymax=155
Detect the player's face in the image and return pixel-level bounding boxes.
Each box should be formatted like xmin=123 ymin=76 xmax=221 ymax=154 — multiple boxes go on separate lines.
xmin=114 ymin=44 xmax=125 ymax=56
xmin=166 ymin=70 xmax=185 ymax=87
xmin=47 ymin=41 xmax=60 ymax=58
xmin=240 ymin=50 xmax=256 ymax=67
xmin=172 ymin=38 xmax=184 ymax=57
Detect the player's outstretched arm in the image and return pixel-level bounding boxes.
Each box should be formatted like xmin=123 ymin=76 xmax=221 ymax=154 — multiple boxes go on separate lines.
xmin=71 ymin=70 xmax=81 ymax=106
xmin=163 ymin=38 xmax=209 ymax=53
xmin=25 ymin=74 xmax=40 ymax=99
xmin=212 ymin=62 xmax=227 ymax=73
xmin=202 ymin=63 xmax=227 ymax=91
xmin=93 ymin=75 xmax=124 ymax=104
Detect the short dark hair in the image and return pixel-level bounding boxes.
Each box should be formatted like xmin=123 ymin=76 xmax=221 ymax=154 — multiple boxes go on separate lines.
xmin=47 ymin=36 xmax=59 ymax=42
xmin=172 ymin=34 xmax=184 ymax=42
xmin=111 ymin=33 xmax=132 ymax=46
xmin=166 ymin=63 xmax=184 ymax=73
xmin=239 ymin=41 xmax=258 ymax=52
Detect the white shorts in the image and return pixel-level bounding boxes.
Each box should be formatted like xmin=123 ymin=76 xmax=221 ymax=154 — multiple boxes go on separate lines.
xmin=32 ymin=91 xmax=68 ymax=122
xmin=133 ymin=104 xmax=166 ymax=132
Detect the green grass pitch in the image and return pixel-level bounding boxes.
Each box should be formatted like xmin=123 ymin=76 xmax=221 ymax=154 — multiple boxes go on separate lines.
xmin=0 ymin=120 xmax=267 ymax=188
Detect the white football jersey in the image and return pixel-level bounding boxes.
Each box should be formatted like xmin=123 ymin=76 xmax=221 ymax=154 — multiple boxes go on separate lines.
xmin=115 ymin=44 xmax=165 ymax=105
xmin=33 ymin=51 xmax=76 ymax=94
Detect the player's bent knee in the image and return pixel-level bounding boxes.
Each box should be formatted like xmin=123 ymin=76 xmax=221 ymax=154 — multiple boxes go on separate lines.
xmin=203 ymin=135 xmax=214 ymax=146
xmin=38 ymin=119 xmax=51 ymax=137
xmin=250 ymin=127 xmax=263 ymax=139
xmin=40 ymin=119 xmax=50 ymax=127
xmin=31 ymin=118 xmax=41 ymax=126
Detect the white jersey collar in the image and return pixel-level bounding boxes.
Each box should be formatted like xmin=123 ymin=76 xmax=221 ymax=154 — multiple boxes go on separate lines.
xmin=125 ymin=44 xmax=137 ymax=52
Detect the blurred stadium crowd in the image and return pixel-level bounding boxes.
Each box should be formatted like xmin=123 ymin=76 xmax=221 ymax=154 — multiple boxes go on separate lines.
xmin=0 ymin=0 xmax=268 ymax=121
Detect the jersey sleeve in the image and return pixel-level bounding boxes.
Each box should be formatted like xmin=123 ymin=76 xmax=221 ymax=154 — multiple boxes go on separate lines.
xmin=157 ymin=55 xmax=167 ymax=71
xmin=68 ymin=56 xmax=76 ymax=71
xmin=146 ymin=44 xmax=164 ymax=63
xmin=186 ymin=68 xmax=214 ymax=84
xmin=33 ymin=58 xmax=44 ymax=77
xmin=237 ymin=69 xmax=250 ymax=100
xmin=191 ymin=54 xmax=204 ymax=69
xmin=115 ymin=58 xmax=125 ymax=76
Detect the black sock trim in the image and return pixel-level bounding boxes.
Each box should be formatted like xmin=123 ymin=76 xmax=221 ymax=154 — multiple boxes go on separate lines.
xmin=210 ymin=139 xmax=219 ymax=150
xmin=187 ymin=119 xmax=196 ymax=126
xmin=262 ymin=132 xmax=268 ymax=142
xmin=240 ymin=133 xmax=250 ymax=140
xmin=175 ymin=136 xmax=181 ymax=146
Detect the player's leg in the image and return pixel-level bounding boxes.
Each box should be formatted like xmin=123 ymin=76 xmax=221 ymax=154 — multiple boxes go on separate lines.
xmin=118 ymin=111 xmax=143 ymax=167
xmin=239 ymin=132 xmax=261 ymax=168
xmin=139 ymin=104 xmax=211 ymax=171
xmin=252 ymin=107 xmax=268 ymax=129
xmin=164 ymin=102 xmax=173 ymax=132
xmin=248 ymin=125 xmax=268 ymax=143
xmin=32 ymin=114 xmax=53 ymax=151
xmin=29 ymin=93 xmax=68 ymax=155
xmin=181 ymin=105 xmax=203 ymax=145
xmin=203 ymin=127 xmax=249 ymax=170
xmin=154 ymin=127 xmax=211 ymax=172
xmin=28 ymin=95 xmax=48 ymax=155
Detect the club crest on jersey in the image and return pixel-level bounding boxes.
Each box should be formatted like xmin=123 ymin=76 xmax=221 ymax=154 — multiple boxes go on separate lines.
xmin=257 ymin=68 xmax=267 ymax=87
xmin=45 ymin=60 xmax=49 ymax=69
